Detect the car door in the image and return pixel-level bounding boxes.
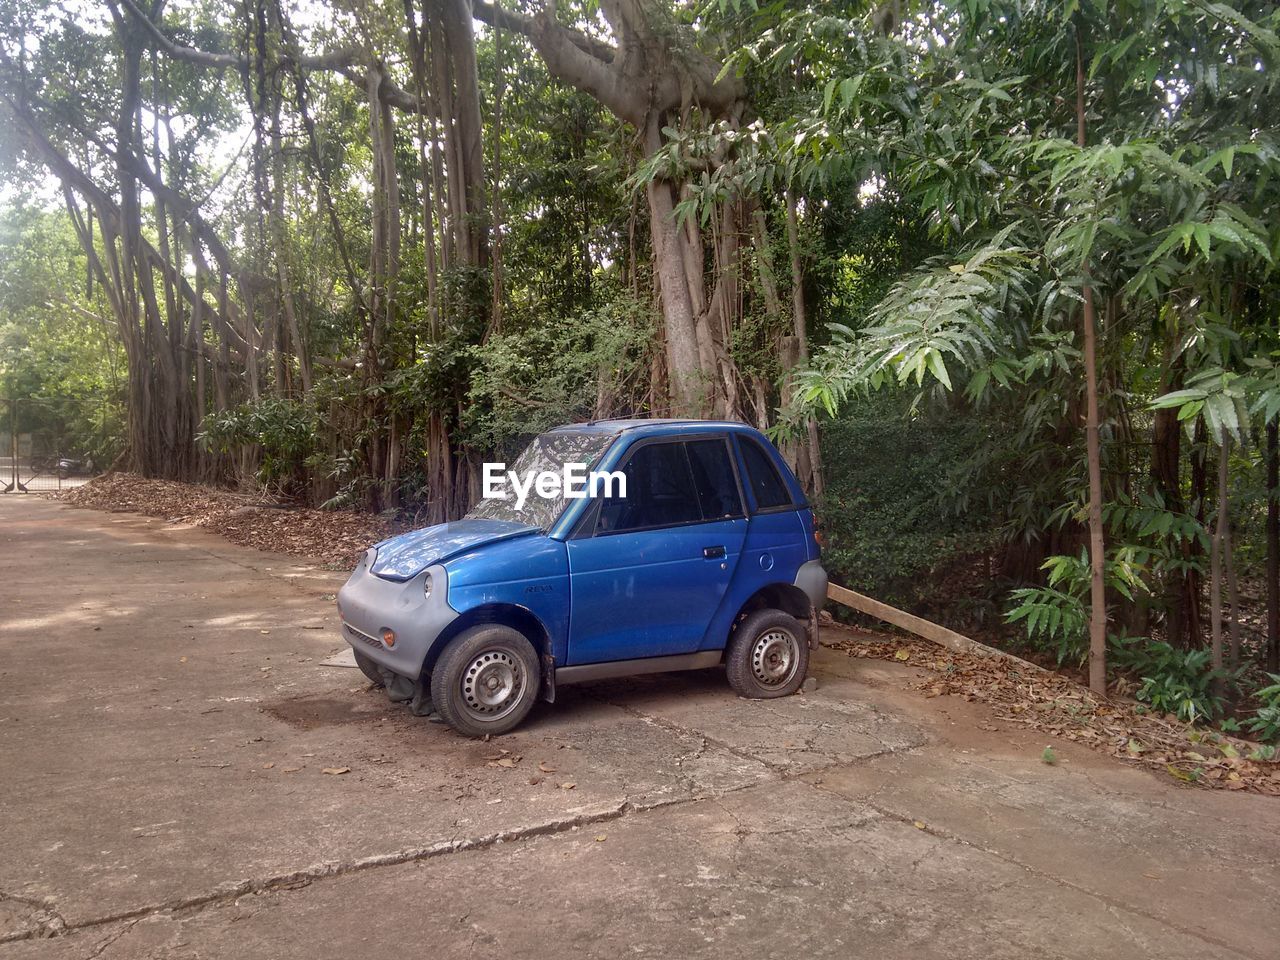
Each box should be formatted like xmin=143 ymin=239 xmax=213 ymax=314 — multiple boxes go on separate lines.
xmin=564 ymin=436 xmax=748 ymax=665
xmin=734 ymin=431 xmax=808 ymax=587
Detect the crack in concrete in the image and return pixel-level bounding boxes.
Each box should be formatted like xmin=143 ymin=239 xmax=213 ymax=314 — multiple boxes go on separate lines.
xmin=838 ymin=790 xmax=1266 ymax=960
xmin=595 ymin=691 xmax=928 ymax=780
xmin=599 ymin=682 xmax=1269 ymax=959
xmin=919 ymin=755 xmax=1280 ymax=872
xmin=5 ymin=701 xmax=1267 ymax=960
xmin=0 ymin=890 xmax=68 ymax=944
xmin=81 ymin=917 xmax=140 ymax=960
xmin=592 ymin=693 xmax=785 ymax=775
xmin=0 ymin=792 xmax=717 ymax=948
xmin=671 ymin=734 xmax=712 ymax=797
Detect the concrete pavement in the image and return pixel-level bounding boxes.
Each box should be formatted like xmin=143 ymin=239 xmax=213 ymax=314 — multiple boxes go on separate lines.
xmin=1 ymin=495 xmax=1277 ymax=958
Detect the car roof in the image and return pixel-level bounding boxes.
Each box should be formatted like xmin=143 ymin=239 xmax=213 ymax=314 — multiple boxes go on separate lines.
xmin=545 ymin=418 xmax=758 ymax=438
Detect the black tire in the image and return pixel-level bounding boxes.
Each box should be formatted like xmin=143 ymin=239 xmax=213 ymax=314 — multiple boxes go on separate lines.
xmin=725 ymin=609 xmax=809 ymax=699
xmin=352 ymin=649 xmax=385 ymax=687
xmin=430 ymin=625 xmax=540 ymax=737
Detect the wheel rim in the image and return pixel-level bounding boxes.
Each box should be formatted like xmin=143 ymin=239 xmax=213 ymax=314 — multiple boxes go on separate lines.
xmin=461 ymin=649 xmax=524 ymax=722
xmin=751 ymin=628 xmax=799 ymax=687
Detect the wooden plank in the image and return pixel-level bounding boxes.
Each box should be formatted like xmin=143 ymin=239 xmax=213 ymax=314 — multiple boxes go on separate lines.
xmin=826 ymin=582 xmax=1044 ymax=669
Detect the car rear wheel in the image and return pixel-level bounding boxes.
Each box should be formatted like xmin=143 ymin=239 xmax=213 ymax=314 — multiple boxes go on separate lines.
xmin=430 ymin=625 xmax=540 ymax=737
xmin=725 ymin=609 xmax=809 ymax=699
xmin=352 ymin=649 xmax=385 ymax=687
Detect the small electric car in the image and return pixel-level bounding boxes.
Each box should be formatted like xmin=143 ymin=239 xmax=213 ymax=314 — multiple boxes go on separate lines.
xmin=337 ymin=419 xmax=826 ymax=737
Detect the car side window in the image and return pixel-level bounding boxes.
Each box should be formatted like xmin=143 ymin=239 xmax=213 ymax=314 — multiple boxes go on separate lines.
xmin=739 ymin=436 xmax=792 ymax=510
xmin=686 ymin=439 xmax=743 ymax=520
xmin=596 ymin=441 xmax=702 ymax=534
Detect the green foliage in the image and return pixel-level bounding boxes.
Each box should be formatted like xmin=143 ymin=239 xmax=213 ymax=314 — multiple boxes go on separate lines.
xmin=818 ymin=397 xmax=999 ymax=614
xmin=199 ymin=398 xmax=319 ymax=487
xmin=1116 ymin=641 xmax=1233 ymax=725
xmin=1244 ymin=675 xmax=1280 ymax=743
xmin=1150 ymin=367 xmax=1252 ymax=445
xmin=0 ymin=203 xmax=125 ymax=452
xmin=462 ymin=293 xmax=656 ymax=452
xmin=798 ymin=228 xmax=1034 ymax=415
xmin=1005 ymin=584 xmax=1089 ymax=667
xmin=1005 ymin=548 xmax=1151 ymax=666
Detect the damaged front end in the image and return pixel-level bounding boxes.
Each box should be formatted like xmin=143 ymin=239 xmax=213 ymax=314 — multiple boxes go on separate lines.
xmin=337 ymin=548 xmax=457 ymax=715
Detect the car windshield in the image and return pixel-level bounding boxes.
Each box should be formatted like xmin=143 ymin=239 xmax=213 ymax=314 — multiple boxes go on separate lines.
xmin=466 ymin=430 xmax=618 ymax=531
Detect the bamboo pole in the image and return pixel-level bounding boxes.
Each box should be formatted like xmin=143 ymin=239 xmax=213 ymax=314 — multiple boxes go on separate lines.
xmin=826 ymin=583 xmax=1049 ymax=672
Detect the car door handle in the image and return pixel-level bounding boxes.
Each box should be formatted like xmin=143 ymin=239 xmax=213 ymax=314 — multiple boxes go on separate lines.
xmin=703 ymin=545 xmax=726 ymax=559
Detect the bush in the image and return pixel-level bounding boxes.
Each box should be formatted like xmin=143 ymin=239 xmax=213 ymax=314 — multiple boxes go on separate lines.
xmin=1005 ymin=583 xmax=1088 ymax=666
xmin=1115 ymin=640 xmax=1233 ymax=725
xmin=1004 ymin=549 xmax=1150 ymax=666
xmin=1244 ymin=675 xmax=1280 ymax=743
xmin=462 ymin=294 xmax=655 ymax=451
xmin=817 ymin=397 xmax=998 ymax=612
xmin=199 ymin=397 xmax=319 ymax=487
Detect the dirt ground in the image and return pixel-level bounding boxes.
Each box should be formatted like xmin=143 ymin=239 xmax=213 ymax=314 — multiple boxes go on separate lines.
xmin=2 ymin=496 xmax=1278 ymax=959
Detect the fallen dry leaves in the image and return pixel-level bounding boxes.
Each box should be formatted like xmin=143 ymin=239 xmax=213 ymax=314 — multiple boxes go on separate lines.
xmin=830 ymin=632 xmax=1280 ymax=796
xmin=55 ymin=473 xmax=399 ymax=568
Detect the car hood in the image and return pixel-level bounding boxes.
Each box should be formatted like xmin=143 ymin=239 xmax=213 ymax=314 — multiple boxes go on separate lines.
xmin=369 ymin=518 xmax=538 ymax=581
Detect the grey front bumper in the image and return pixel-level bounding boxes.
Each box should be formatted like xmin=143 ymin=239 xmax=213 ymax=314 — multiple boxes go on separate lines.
xmin=337 ymin=553 xmax=457 ymax=680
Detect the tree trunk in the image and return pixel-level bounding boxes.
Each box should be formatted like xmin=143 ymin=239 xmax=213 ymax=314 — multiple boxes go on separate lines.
xmin=410 ymin=0 xmax=490 ymax=520
xmin=785 ymin=188 xmax=823 ymax=498
xmin=1209 ymin=432 xmax=1230 ymax=679
xmin=1076 ymin=24 xmax=1107 ymax=695
xmin=645 ymin=115 xmax=708 ymax=416
xmin=1151 ymin=346 xmax=1202 ymax=648
xmin=489 ymin=21 xmax=506 ymax=333
xmin=1226 ymin=504 xmax=1240 ymax=670
xmin=1082 ymin=294 xmax=1108 ymax=696
xmin=267 ymin=70 xmax=310 ymax=394
xmin=1152 ymin=401 xmax=1188 ymax=644
xmin=1268 ymin=419 xmax=1279 ymax=673
xmin=1188 ymin=416 xmax=1209 ymax=645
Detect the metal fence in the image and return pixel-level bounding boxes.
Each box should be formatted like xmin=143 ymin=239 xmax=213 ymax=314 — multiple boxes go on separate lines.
xmin=1 ymin=397 xmax=121 ymax=493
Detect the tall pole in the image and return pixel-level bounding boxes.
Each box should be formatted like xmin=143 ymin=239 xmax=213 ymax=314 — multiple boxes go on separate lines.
xmin=1267 ymin=420 xmax=1279 ymax=673
xmin=8 ymin=400 xmax=16 ymax=493
xmin=1077 ymin=23 xmax=1107 ymax=695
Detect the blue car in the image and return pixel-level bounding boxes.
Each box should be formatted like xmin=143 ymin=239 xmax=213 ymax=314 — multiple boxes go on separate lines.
xmin=337 ymin=419 xmax=826 ymax=737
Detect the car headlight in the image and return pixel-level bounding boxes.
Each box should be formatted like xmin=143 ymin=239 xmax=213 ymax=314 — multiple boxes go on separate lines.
xmin=423 ymin=572 xmax=433 ymax=599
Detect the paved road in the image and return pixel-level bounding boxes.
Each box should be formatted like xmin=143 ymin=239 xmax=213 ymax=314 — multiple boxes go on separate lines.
xmin=2 ymin=496 xmax=1278 ymax=958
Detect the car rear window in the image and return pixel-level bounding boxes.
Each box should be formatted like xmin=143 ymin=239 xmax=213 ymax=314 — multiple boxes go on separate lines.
xmin=739 ymin=436 xmax=792 ymax=510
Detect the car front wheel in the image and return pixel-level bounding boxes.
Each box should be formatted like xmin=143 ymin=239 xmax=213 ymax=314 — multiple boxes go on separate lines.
xmin=725 ymin=609 xmax=809 ymax=699
xmin=430 ymin=625 xmax=541 ymax=737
